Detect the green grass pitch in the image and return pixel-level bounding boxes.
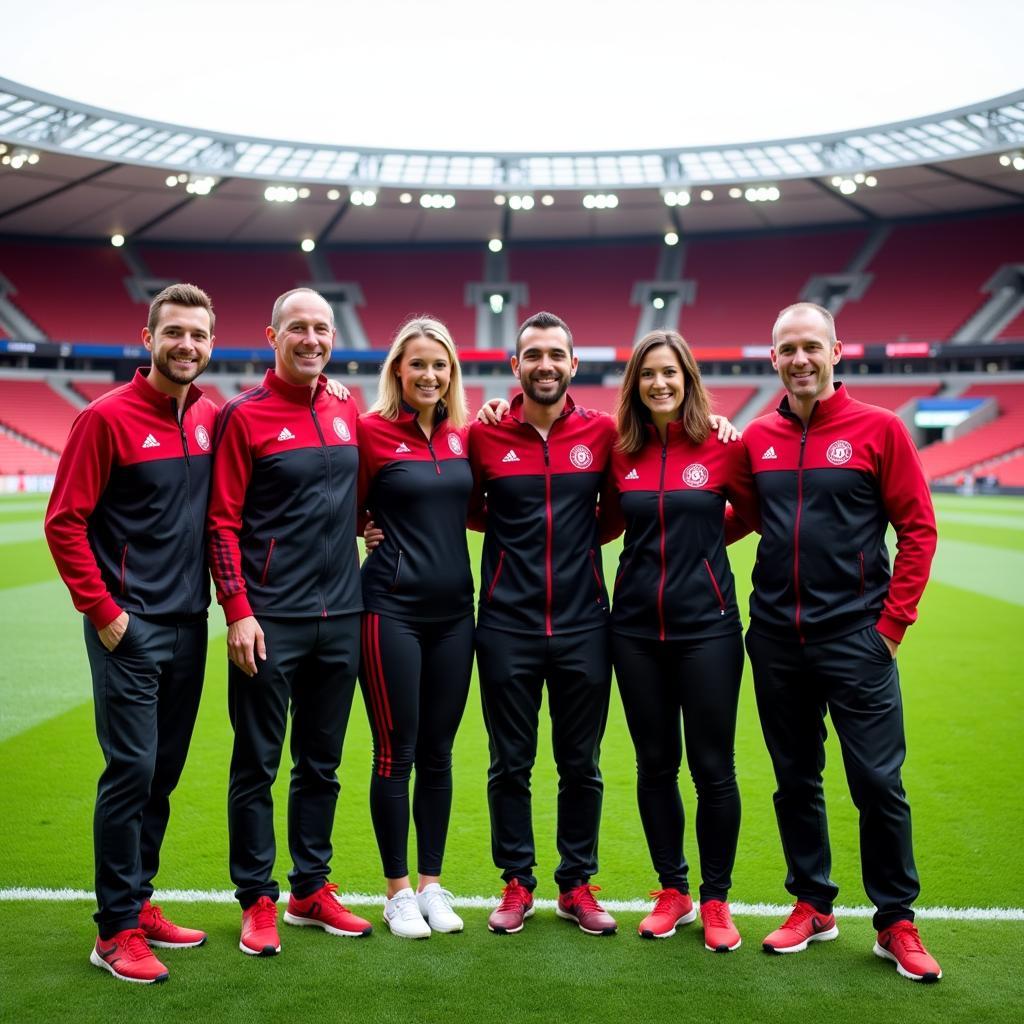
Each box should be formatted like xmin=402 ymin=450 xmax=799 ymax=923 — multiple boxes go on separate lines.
xmin=1 ymin=491 xmax=1022 ymax=1021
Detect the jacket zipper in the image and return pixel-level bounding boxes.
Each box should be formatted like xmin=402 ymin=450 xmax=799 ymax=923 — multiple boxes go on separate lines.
xmin=543 ymin=437 xmax=553 ymax=636
xmin=486 ymin=550 xmax=506 ymax=602
xmin=260 ymin=538 xmax=277 ymax=586
xmin=310 ymin=403 xmax=333 ymax=617
xmin=426 ymin=435 xmax=441 ymax=475
xmin=657 ymin=441 xmax=668 ymax=641
xmin=389 ymin=549 xmax=404 ymax=592
xmin=704 ymin=558 xmax=726 ymax=615
xmin=793 ymin=425 xmax=809 ymax=643
xmin=176 ymin=413 xmax=195 ymax=601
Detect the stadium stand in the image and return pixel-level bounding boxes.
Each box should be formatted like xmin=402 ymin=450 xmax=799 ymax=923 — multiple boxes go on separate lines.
xmin=0 ymin=433 xmax=59 ymax=475
xmin=508 ymin=243 xmax=660 ymax=348
xmin=679 ymin=229 xmax=868 ymax=346
xmin=975 ymin=450 xmax=1024 ymax=487
xmin=327 ymin=248 xmax=480 ymax=348
xmin=70 ymin=377 xmax=233 ymax=407
xmin=998 ymin=307 xmax=1024 ymax=342
xmin=707 ymin=385 xmax=759 ymax=419
xmin=0 ymin=242 xmax=142 ymax=343
xmin=838 ymin=213 xmax=1024 ymax=343
xmin=139 ymin=246 xmax=309 ymax=349
xmin=0 ymin=379 xmax=80 ymax=453
xmin=919 ymin=382 xmax=1024 ymax=480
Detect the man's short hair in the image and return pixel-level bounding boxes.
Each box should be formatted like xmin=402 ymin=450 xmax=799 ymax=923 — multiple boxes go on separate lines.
xmin=772 ymin=302 xmax=836 ymax=346
xmin=271 ymin=287 xmax=334 ymax=332
xmin=148 ymin=283 xmax=215 ymax=335
xmin=515 ymin=310 xmax=573 ymax=356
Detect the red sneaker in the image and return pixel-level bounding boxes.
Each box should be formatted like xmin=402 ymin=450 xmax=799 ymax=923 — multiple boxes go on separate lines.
xmin=556 ymin=884 xmax=618 ymax=936
xmin=638 ymin=888 xmax=695 ymax=939
xmin=284 ymin=882 xmax=372 ymax=937
xmin=700 ymin=899 xmax=741 ymax=952
xmin=874 ymin=921 xmax=942 ymax=982
xmin=487 ymin=879 xmax=535 ymax=934
xmin=90 ymin=928 xmax=169 ymax=983
xmin=138 ymin=899 xmax=207 ymax=948
xmin=240 ymin=895 xmax=281 ymax=956
xmin=762 ymin=901 xmax=838 ymax=953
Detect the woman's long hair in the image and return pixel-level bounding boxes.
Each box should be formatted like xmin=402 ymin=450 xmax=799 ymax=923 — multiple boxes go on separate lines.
xmin=615 ymin=330 xmax=711 ymax=454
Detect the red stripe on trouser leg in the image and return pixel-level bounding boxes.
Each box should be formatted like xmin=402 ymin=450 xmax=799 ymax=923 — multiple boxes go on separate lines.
xmin=362 ymin=614 xmax=392 ymax=778
xmin=372 ymin=614 xmax=394 ymax=731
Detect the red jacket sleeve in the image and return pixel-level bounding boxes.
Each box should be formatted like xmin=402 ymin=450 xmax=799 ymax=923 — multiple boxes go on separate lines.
xmin=207 ymin=408 xmax=255 ymax=624
xmin=875 ymin=415 xmax=937 ymax=643
xmin=466 ymin=423 xmax=487 ymax=532
xmin=723 ymin=440 xmax=761 ymax=545
xmin=43 ymin=408 xmax=123 ymax=630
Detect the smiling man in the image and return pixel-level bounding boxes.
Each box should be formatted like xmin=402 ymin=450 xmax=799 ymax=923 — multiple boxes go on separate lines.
xmin=468 ymin=311 xmax=620 ymax=936
xmin=206 ymin=287 xmax=371 ymax=957
xmin=741 ymin=302 xmax=942 ymax=982
xmin=45 ymin=283 xmax=219 ymax=983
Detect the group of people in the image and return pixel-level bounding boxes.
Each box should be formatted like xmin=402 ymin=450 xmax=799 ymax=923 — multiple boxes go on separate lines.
xmin=44 ymin=282 xmax=942 ymax=987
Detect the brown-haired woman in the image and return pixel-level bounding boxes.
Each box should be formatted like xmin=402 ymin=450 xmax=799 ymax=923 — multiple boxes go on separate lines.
xmin=602 ymin=330 xmax=760 ymax=951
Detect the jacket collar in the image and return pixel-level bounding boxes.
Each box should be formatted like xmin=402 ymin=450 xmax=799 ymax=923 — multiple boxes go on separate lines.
xmin=131 ymin=367 xmax=205 ymax=414
xmin=399 ymin=399 xmax=450 ymax=427
xmin=262 ymin=368 xmax=326 ymax=406
xmin=508 ymin=391 xmax=576 ymax=425
xmin=777 ymin=381 xmax=850 ymax=428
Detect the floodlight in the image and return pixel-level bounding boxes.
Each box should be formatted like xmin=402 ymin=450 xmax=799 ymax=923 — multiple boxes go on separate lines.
xmin=489 ymin=294 xmax=504 ymax=314
xmin=488 ymin=239 xmax=503 ymax=253
xmin=700 ymin=189 xmax=713 ymax=201
xmin=327 ymin=189 xmax=341 ymax=200
xmin=110 ymin=234 xmax=125 ymax=247
xmin=541 ymin=195 xmax=554 ymax=206
xmin=652 ymin=297 xmax=665 ymax=310
xmin=400 ymin=192 xmax=412 ymax=203
xmin=664 ymin=231 xmax=679 ymax=246
xmin=165 ymin=175 xmax=178 ymax=187
xmin=301 ymin=238 xmax=315 ymax=252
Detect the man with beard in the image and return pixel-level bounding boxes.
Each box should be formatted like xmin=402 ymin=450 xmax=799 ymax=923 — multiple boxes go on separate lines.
xmin=46 ymin=284 xmax=218 ymax=983
xmin=742 ymin=302 xmax=942 ymax=982
xmin=468 ymin=311 xmax=620 ymax=936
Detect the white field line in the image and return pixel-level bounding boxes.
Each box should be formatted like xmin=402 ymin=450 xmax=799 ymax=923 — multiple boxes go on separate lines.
xmin=1 ymin=888 xmax=1022 ymax=920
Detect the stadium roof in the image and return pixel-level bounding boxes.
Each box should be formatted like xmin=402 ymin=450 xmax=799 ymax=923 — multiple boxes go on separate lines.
xmin=1 ymin=78 xmax=1023 ymax=245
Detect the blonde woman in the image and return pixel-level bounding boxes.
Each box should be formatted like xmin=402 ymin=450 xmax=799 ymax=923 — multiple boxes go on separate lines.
xmin=357 ymin=318 xmax=474 ymax=938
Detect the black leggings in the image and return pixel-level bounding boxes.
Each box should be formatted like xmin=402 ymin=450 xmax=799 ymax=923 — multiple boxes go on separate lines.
xmin=359 ymin=612 xmax=474 ymax=879
xmin=611 ymin=630 xmax=743 ymax=902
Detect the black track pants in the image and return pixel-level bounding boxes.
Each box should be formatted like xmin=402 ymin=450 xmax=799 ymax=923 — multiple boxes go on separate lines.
xmin=358 ymin=612 xmax=474 ymax=879
xmin=612 ymin=630 xmax=743 ymax=902
xmin=85 ymin=615 xmax=206 ymax=938
xmin=475 ymin=625 xmax=612 ymax=892
xmin=227 ymin=614 xmax=359 ymax=908
xmin=746 ymin=625 xmax=920 ymax=931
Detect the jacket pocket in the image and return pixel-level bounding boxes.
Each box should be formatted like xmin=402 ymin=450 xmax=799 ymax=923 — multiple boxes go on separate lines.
xmin=389 ymin=549 xmax=404 ymax=593
xmin=703 ymin=558 xmax=726 ymax=615
xmin=486 ymin=550 xmax=505 ymax=603
xmin=260 ymin=538 xmax=277 ymax=586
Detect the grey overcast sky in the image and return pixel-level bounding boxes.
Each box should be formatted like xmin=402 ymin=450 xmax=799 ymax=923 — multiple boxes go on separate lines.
xmin=3 ymin=0 xmax=1022 ymax=151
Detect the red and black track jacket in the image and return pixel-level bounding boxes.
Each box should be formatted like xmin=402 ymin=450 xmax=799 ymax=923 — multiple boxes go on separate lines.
xmin=358 ymin=406 xmax=474 ymax=621
xmin=742 ymin=383 xmax=936 ymax=644
xmin=468 ymin=393 xmax=617 ymax=636
xmin=45 ymin=369 xmax=218 ymax=630
xmin=602 ymin=421 xmax=761 ymax=641
xmin=207 ymin=370 xmax=362 ymax=624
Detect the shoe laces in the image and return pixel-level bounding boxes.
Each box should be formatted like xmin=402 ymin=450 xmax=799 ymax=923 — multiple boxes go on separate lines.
xmin=140 ymin=901 xmax=166 ymax=925
xmin=423 ymin=886 xmax=456 ymax=910
xmin=701 ymin=900 xmax=731 ymax=927
xmin=389 ymin=891 xmax=423 ymax=920
xmin=649 ymin=888 xmax=686 ymax=911
xmin=885 ymin=920 xmax=926 ymax=954
xmin=496 ymin=879 xmax=530 ymax=912
xmin=321 ymin=883 xmax=348 ymax=909
xmin=782 ymin=901 xmax=819 ymax=928
xmin=249 ymin=896 xmax=278 ymax=930
xmin=121 ymin=928 xmax=155 ymax=961
xmin=568 ymin=883 xmax=604 ymax=911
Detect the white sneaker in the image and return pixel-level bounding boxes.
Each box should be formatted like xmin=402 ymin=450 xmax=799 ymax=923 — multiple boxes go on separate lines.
xmin=417 ymin=883 xmax=464 ymax=933
xmin=383 ymin=888 xmax=431 ymax=939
